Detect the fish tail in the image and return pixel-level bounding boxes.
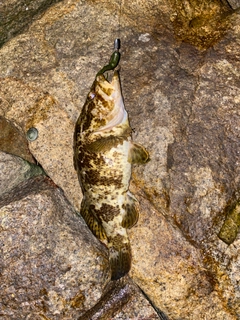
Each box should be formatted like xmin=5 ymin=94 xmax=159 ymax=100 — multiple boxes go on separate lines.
xmin=109 ymin=241 xmax=131 ymax=280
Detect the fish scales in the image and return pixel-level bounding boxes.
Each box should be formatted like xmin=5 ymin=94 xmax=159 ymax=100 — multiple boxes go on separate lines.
xmin=74 ymin=70 xmax=149 ymax=280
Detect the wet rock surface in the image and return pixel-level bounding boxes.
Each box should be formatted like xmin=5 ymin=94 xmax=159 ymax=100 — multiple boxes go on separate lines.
xmin=0 ymin=164 xmax=160 ymax=319
xmin=0 ymin=174 xmax=109 ymax=319
xmin=169 ymin=0 xmax=233 ymax=49
xmin=0 ymin=0 xmax=63 ymax=48
xmin=0 ymin=151 xmax=44 ymax=197
xmin=0 ymin=0 xmax=240 ymax=319
xmin=0 ymin=117 xmax=35 ymax=163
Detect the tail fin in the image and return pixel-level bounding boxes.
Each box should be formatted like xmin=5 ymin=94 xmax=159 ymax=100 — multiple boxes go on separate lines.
xmin=109 ymin=242 xmax=131 ymax=280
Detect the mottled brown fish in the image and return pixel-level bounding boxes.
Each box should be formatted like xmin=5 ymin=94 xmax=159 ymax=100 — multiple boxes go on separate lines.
xmin=73 ymin=68 xmax=149 ymax=280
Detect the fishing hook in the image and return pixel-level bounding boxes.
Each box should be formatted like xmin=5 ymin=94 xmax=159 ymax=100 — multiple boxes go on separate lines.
xmin=96 ymin=39 xmax=121 ymax=76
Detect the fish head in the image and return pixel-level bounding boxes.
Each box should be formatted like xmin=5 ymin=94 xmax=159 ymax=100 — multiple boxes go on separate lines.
xmin=84 ymin=70 xmax=128 ymax=132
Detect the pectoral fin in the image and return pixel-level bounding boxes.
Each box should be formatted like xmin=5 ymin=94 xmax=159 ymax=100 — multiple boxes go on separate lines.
xmin=87 ymin=135 xmax=124 ymax=153
xmin=122 ymin=193 xmax=139 ymax=229
xmin=128 ymin=142 xmax=149 ymax=164
xmin=80 ymin=198 xmax=107 ymax=242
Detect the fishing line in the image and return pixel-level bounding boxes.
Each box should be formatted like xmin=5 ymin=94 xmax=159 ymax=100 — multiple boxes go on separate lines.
xmin=115 ymin=0 xmax=122 ymax=61
xmin=118 ymin=0 xmax=123 ymax=40
xmin=96 ymin=0 xmax=122 ymax=76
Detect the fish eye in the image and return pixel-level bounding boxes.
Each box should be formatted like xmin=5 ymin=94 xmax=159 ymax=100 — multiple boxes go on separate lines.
xmin=88 ymin=92 xmax=95 ymax=100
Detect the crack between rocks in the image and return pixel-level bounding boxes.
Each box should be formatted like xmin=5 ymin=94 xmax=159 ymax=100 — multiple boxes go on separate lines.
xmin=135 ymin=282 xmax=170 ymax=320
xmin=77 ymin=276 xmax=169 ymax=320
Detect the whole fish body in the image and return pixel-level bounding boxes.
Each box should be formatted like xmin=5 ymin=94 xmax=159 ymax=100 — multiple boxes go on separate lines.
xmin=74 ymin=70 xmax=149 ymax=280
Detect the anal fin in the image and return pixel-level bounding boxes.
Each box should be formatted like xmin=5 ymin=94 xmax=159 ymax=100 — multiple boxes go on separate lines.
xmin=122 ymin=192 xmax=139 ymax=229
xmin=80 ymin=197 xmax=107 ymax=242
xmin=128 ymin=142 xmax=149 ymax=164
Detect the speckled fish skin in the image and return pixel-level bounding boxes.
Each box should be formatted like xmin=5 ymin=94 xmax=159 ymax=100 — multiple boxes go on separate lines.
xmin=74 ymin=70 xmax=149 ymax=280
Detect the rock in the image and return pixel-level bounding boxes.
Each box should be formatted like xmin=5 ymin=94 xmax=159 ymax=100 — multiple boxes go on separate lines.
xmin=0 ymin=116 xmax=35 ymax=163
xmin=129 ymin=186 xmax=237 ymax=319
xmin=223 ymin=0 xmax=240 ymax=9
xmin=77 ymin=277 xmax=161 ymax=320
xmin=0 ymin=79 xmax=82 ymax=210
xmin=0 ymin=0 xmax=63 ymax=48
xmin=0 ymin=175 xmax=160 ymax=319
xmin=169 ymin=0 xmax=233 ymax=49
xmin=0 ymin=0 xmax=240 ymax=318
xmin=0 ymin=151 xmax=45 ymax=197
xmin=0 ymin=175 xmax=110 ymax=319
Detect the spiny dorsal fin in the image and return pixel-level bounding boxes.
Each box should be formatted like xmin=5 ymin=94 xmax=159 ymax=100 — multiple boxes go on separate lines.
xmin=128 ymin=142 xmax=150 ymax=164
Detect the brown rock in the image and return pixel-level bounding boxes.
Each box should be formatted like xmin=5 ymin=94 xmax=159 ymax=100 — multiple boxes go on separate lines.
xmin=169 ymin=0 xmax=233 ymax=49
xmin=0 ymin=175 xmax=110 ymax=319
xmin=0 ymin=116 xmax=34 ymax=163
xmin=0 ymin=78 xmax=82 ymax=211
xmin=0 ymin=175 xmax=161 ymax=319
xmin=0 ymin=0 xmax=63 ymax=48
xmin=77 ymin=277 xmax=161 ymax=320
xmin=0 ymin=151 xmax=45 ymax=197
xmin=129 ymin=186 xmax=237 ymax=319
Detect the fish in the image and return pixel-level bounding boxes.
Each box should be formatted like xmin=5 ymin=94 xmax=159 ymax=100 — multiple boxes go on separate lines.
xmin=73 ymin=69 xmax=149 ymax=280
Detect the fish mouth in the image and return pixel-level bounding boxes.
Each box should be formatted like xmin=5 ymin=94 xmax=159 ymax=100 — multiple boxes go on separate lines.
xmin=96 ymin=70 xmax=127 ymax=132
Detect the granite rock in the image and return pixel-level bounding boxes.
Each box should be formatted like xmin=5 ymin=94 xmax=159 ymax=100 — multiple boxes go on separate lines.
xmin=0 ymin=175 xmax=109 ymax=319
xmin=0 ymin=174 xmax=160 ymax=319
xmin=0 ymin=151 xmax=45 ymax=197
xmin=0 ymin=116 xmax=34 ymax=163
xmin=0 ymin=0 xmax=63 ymax=48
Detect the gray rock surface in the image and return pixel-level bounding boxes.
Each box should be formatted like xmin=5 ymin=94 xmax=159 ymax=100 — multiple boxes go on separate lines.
xmin=0 ymin=116 xmax=35 ymax=163
xmin=0 ymin=0 xmax=63 ymax=48
xmin=0 ymin=0 xmax=240 ymax=319
xmin=0 ymin=152 xmax=45 ymax=196
xmin=0 ymin=175 xmax=109 ymax=319
xmin=0 ymin=173 xmax=160 ymax=319
xmin=224 ymin=0 xmax=240 ymax=9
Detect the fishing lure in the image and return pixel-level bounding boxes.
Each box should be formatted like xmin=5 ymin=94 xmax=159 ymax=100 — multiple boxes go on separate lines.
xmin=96 ymin=39 xmax=121 ymax=76
xmin=73 ymin=40 xmax=149 ymax=280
